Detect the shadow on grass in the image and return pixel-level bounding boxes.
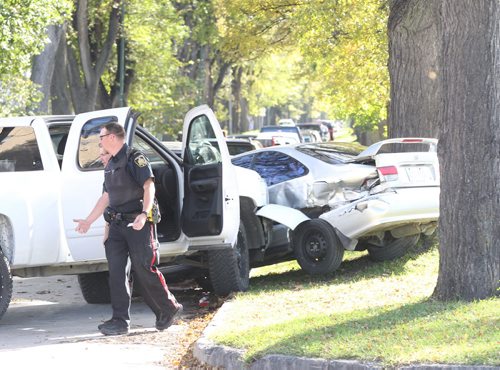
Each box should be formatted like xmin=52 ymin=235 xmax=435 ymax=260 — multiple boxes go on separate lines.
xmin=249 ymin=237 xmax=437 ymax=293
xmin=235 ymin=298 xmax=496 ymax=366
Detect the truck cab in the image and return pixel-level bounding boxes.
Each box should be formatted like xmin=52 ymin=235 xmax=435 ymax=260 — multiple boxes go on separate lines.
xmin=0 ymin=105 xmax=273 ymax=319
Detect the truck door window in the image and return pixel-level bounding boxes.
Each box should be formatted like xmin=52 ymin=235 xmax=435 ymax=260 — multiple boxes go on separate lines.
xmin=185 ymin=115 xmax=221 ymax=165
xmin=0 ymin=127 xmax=43 ymax=171
xmin=78 ymin=116 xmax=118 ymax=170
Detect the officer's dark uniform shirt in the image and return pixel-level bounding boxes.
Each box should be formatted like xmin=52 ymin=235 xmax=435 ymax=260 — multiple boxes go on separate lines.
xmin=103 ymin=143 xmax=154 ymax=213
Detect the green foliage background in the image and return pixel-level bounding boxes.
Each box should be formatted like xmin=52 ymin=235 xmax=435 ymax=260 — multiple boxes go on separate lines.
xmin=0 ymin=0 xmax=389 ymax=133
xmin=0 ymin=0 xmax=71 ymax=116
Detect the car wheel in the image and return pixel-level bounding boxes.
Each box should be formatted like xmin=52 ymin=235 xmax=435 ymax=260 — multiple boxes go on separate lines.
xmin=0 ymin=248 xmax=13 ymax=320
xmin=367 ymin=234 xmax=420 ymax=262
xmin=78 ymin=272 xmax=111 ymax=304
xmin=208 ymin=221 xmax=250 ymax=296
xmin=292 ymin=219 xmax=344 ymax=275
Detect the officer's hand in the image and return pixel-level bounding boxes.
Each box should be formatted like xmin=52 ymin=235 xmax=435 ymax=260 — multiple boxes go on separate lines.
xmin=74 ymin=219 xmax=91 ymax=234
xmin=132 ymin=213 xmax=147 ymax=230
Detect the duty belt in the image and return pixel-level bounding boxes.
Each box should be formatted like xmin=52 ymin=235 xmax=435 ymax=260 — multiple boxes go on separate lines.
xmin=104 ymin=208 xmax=140 ymax=223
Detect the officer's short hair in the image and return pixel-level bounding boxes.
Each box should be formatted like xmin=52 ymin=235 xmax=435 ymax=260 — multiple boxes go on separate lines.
xmin=104 ymin=122 xmax=125 ymax=139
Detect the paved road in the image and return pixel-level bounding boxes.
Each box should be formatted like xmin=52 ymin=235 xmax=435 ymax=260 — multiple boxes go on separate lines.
xmin=0 ymin=275 xmax=207 ymax=369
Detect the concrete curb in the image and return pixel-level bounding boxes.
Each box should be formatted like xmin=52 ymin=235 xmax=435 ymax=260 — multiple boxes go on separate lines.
xmin=194 ymin=300 xmax=499 ymax=370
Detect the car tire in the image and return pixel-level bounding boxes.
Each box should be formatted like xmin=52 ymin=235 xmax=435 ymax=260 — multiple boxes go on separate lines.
xmin=208 ymin=221 xmax=250 ymax=296
xmin=78 ymin=272 xmax=111 ymax=304
xmin=0 ymin=248 xmax=13 ymax=320
xmin=367 ymin=234 xmax=420 ymax=262
xmin=292 ymin=219 xmax=344 ymax=275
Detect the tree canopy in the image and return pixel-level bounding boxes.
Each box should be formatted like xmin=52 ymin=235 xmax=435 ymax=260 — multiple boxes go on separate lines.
xmin=0 ymin=0 xmax=71 ymax=115
xmin=0 ymin=0 xmax=389 ymax=136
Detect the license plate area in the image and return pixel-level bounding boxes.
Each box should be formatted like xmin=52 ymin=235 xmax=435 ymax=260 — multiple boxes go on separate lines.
xmin=403 ymin=165 xmax=435 ymax=183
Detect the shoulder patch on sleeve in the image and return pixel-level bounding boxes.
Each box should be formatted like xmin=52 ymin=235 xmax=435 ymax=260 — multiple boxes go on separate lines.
xmin=134 ymin=154 xmax=148 ymax=167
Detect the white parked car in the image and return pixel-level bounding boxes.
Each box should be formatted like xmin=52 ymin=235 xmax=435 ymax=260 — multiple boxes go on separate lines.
xmin=232 ymin=139 xmax=440 ymax=274
xmin=255 ymin=125 xmax=303 ymax=147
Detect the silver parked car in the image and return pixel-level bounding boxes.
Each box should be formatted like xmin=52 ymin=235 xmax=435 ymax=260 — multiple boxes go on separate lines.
xmin=232 ymin=138 xmax=439 ymax=275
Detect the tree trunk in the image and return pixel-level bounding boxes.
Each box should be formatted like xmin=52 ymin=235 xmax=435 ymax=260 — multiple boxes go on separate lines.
xmin=433 ymin=0 xmax=500 ymax=301
xmin=66 ymin=0 xmax=120 ymax=113
xmin=240 ymin=97 xmax=250 ymax=132
xmin=31 ymin=25 xmax=66 ymax=114
xmin=231 ymin=66 xmax=242 ymax=133
xmin=50 ymin=30 xmax=73 ymax=115
xmin=388 ymin=0 xmax=441 ymax=138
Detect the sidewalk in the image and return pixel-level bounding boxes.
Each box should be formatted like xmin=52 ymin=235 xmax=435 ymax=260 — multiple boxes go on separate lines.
xmin=193 ymin=300 xmax=499 ymax=370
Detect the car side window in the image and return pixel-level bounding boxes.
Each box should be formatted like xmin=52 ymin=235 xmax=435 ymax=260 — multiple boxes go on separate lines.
xmin=0 ymin=127 xmax=43 ymax=171
xmin=252 ymin=151 xmax=308 ymax=186
xmin=185 ymin=115 xmax=222 ymax=165
xmin=78 ymin=116 xmax=117 ymax=170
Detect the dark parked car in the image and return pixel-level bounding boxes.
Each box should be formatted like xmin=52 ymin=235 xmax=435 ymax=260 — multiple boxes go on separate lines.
xmin=163 ymin=138 xmax=261 ymax=157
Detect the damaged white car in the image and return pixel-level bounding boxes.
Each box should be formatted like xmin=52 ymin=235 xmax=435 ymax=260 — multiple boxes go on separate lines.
xmin=232 ymin=138 xmax=439 ymax=275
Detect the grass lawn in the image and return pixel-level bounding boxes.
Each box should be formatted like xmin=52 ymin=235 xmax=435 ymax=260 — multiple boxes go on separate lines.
xmin=211 ymin=240 xmax=499 ymax=366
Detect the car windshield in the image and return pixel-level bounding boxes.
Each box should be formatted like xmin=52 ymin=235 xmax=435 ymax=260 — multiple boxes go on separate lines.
xmin=296 ymin=142 xmax=365 ymax=164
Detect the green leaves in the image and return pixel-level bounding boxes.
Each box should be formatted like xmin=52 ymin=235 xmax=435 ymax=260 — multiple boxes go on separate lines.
xmin=0 ymin=0 xmax=71 ymax=76
xmin=214 ymin=0 xmax=389 ymax=129
xmin=0 ymin=0 xmax=71 ymax=116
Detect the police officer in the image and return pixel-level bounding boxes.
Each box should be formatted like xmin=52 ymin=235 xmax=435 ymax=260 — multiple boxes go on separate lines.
xmin=74 ymin=122 xmax=182 ymax=336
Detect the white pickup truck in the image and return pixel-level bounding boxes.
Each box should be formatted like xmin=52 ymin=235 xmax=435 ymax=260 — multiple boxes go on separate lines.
xmin=0 ymin=105 xmax=287 ymax=320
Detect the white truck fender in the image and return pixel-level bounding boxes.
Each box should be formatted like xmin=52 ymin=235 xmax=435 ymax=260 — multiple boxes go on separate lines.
xmin=256 ymin=204 xmax=310 ymax=230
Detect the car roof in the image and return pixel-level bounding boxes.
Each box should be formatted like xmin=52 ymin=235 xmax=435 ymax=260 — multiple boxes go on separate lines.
xmin=260 ymin=125 xmax=299 ymax=132
xmin=232 ymin=141 xmax=366 ymax=162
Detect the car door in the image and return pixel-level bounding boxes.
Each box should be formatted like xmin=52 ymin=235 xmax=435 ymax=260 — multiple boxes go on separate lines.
xmin=0 ymin=117 xmax=68 ymax=266
xmin=180 ymin=105 xmax=239 ymax=247
xmin=62 ymin=108 xmax=132 ymax=262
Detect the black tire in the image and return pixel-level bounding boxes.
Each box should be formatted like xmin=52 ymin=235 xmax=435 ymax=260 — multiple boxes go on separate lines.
xmin=367 ymin=234 xmax=420 ymax=262
xmin=0 ymin=249 xmax=13 ymax=320
xmin=208 ymin=221 xmax=250 ymax=296
xmin=292 ymin=219 xmax=344 ymax=275
xmin=78 ymin=272 xmax=111 ymax=304
xmin=195 ymin=271 xmax=214 ymax=292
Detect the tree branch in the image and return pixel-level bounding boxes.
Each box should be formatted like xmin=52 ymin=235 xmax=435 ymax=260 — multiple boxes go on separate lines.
xmin=95 ymin=0 xmax=120 ymax=77
xmin=66 ymin=44 xmax=86 ymax=112
xmin=76 ymin=0 xmax=93 ymax=87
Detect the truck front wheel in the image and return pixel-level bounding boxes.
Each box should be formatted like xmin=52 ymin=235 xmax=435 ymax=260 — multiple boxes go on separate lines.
xmin=208 ymin=221 xmax=250 ymax=296
xmin=0 ymin=248 xmax=13 ymax=320
xmin=78 ymin=272 xmax=111 ymax=304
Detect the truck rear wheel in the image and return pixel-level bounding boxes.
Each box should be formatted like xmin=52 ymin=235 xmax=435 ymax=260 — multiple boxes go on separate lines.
xmin=78 ymin=272 xmax=111 ymax=304
xmin=208 ymin=221 xmax=250 ymax=296
xmin=0 ymin=249 xmax=13 ymax=320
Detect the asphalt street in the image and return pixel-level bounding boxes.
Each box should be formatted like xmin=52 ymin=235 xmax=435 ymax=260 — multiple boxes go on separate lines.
xmin=0 ymin=275 xmax=202 ymax=369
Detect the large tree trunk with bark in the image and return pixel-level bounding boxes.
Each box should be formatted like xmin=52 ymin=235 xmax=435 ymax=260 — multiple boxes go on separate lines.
xmin=433 ymin=0 xmax=500 ymax=300
xmin=31 ymin=25 xmax=66 ymax=114
xmin=388 ymin=0 xmax=440 ymax=138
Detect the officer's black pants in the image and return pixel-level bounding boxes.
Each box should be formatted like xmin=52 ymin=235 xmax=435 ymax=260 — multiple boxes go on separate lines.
xmin=104 ymin=221 xmax=179 ymax=324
